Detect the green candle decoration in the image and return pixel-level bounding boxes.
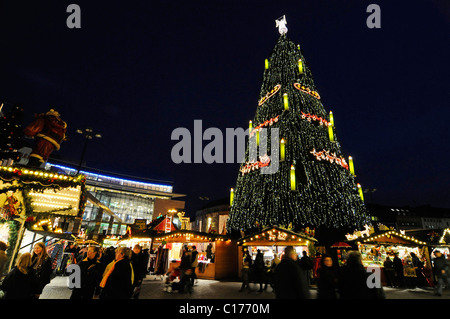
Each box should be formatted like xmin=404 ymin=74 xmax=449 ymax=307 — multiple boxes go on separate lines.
xmin=328 ymin=123 xmax=334 ymax=142
xmin=230 ymin=188 xmax=234 ymax=206
xmin=280 ymin=138 xmax=286 ymax=161
xmin=290 ymin=164 xmax=296 ymax=191
xmin=357 ymin=183 xmax=364 ymax=202
xmin=283 ymin=93 xmax=289 ymax=110
xmin=349 ymin=156 xmax=355 ymax=176
xmin=298 ymin=59 xmax=304 ymax=74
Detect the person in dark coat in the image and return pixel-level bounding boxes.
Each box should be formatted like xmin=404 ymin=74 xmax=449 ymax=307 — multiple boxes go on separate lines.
xmin=393 ymin=253 xmax=405 ymax=288
xmin=239 ymin=251 xmax=252 ymax=292
xmin=264 ymin=254 xmax=280 ymax=292
xmin=0 ymin=241 xmax=9 ymax=280
xmin=0 ymin=252 xmax=36 ymax=299
xmin=99 ymin=247 xmax=134 ymax=299
xmin=143 ymin=248 xmax=150 ymax=274
xmin=317 ymin=254 xmax=339 ymax=299
xmin=31 ymin=242 xmax=53 ymax=298
xmin=99 ymin=246 xmax=115 ymax=274
xmin=299 ymin=250 xmax=313 ymax=286
xmin=70 ymin=246 xmax=103 ymax=299
xmin=178 ymin=245 xmax=193 ymax=293
xmin=273 ymin=246 xmax=310 ymax=299
xmin=338 ymin=250 xmax=385 ymax=299
xmin=410 ymin=252 xmax=425 ymax=287
xmin=383 ymin=256 xmax=396 ymax=287
xmin=131 ymin=244 xmax=147 ymax=299
xmin=190 ymin=246 xmax=199 ymax=286
xmin=432 ymin=250 xmax=450 ymax=296
xmin=253 ymin=250 xmax=265 ymax=292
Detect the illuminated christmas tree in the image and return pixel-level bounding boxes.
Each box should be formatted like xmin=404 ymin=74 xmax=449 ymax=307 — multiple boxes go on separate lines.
xmin=226 ymin=17 xmax=371 ymax=237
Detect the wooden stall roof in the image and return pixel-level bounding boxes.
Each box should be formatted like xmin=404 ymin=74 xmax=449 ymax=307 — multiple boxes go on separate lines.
xmin=150 ymin=216 xmax=178 ymax=233
xmin=404 ymin=228 xmax=450 ymax=247
xmin=29 ymin=229 xmax=75 ymax=241
xmin=119 ymin=215 xmax=178 ymax=240
xmin=152 ymin=230 xmax=230 ymax=243
xmin=237 ymin=226 xmax=317 ymax=246
xmin=349 ymin=230 xmax=427 ymax=246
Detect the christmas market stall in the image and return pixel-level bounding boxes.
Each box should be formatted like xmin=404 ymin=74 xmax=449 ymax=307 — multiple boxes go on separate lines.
xmin=115 ymin=214 xmax=180 ymax=275
xmin=400 ymin=228 xmax=450 ymax=284
xmin=346 ymin=227 xmax=432 ymax=287
xmin=236 ymin=226 xmax=318 ymax=278
xmin=113 ymin=212 xmax=238 ymax=280
xmin=0 ymin=165 xmax=87 ymax=272
xmin=151 ymin=229 xmax=237 ymax=280
xmin=330 ymin=241 xmax=353 ymax=266
xmin=404 ymin=228 xmax=450 ymax=257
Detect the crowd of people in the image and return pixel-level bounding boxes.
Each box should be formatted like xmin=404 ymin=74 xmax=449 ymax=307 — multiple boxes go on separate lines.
xmin=239 ymin=248 xmax=314 ymax=295
xmin=164 ymin=245 xmax=198 ymax=293
xmin=0 ymin=241 xmax=55 ymax=299
xmin=0 ymin=241 xmax=149 ymax=299
xmin=249 ymin=247 xmax=387 ymax=299
xmin=1 ymin=240 xmax=450 ymax=299
xmin=240 ymin=246 xmax=450 ymax=299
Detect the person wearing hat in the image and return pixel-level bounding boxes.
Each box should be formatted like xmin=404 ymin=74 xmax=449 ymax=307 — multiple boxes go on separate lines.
xmin=0 ymin=241 xmax=8 ymax=280
xmin=432 ymin=250 xmax=450 ymax=296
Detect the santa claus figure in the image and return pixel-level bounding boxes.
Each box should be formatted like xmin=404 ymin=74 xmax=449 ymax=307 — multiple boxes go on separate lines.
xmin=23 ymin=109 xmax=67 ymax=167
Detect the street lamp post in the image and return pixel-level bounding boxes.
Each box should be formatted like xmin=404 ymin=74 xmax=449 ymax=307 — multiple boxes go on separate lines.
xmin=76 ymin=127 xmax=101 ymax=174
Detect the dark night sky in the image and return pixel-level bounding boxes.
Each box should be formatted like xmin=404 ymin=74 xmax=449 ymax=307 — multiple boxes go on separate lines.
xmin=1 ymin=0 xmax=449 ymax=216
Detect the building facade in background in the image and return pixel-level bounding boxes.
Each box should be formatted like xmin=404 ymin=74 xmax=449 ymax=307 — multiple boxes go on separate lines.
xmin=367 ymin=203 xmax=450 ymax=231
xmin=194 ymin=198 xmax=229 ymax=234
xmin=47 ymin=162 xmax=185 ymax=238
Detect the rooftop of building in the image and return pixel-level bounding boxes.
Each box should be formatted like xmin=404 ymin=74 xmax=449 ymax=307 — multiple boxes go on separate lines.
xmin=367 ymin=203 xmax=450 ymax=218
xmin=46 ymin=160 xmax=185 ymax=198
xmin=195 ymin=197 xmax=230 ymax=216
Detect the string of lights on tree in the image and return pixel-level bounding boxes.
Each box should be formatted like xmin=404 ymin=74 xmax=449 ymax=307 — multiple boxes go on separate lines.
xmin=226 ymin=32 xmax=370 ymax=235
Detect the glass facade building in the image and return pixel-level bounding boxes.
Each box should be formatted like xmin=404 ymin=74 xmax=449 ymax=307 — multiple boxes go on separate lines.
xmin=46 ymin=163 xmax=185 ymax=236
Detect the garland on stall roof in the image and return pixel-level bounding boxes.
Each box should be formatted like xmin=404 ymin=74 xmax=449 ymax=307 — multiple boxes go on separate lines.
xmin=1 ymin=166 xmax=87 ymax=217
xmin=0 ymin=168 xmax=88 ymax=259
xmin=0 ymin=219 xmax=20 ymax=260
xmin=0 ymin=165 xmax=85 ymax=187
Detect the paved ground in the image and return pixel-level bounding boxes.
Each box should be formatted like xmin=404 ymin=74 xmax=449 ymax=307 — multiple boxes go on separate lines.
xmin=34 ymin=275 xmax=450 ymax=317
xmin=40 ymin=274 xmax=450 ymax=300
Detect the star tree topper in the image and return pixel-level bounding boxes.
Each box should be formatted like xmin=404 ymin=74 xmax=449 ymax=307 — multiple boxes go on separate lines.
xmin=275 ymin=15 xmax=288 ymax=35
